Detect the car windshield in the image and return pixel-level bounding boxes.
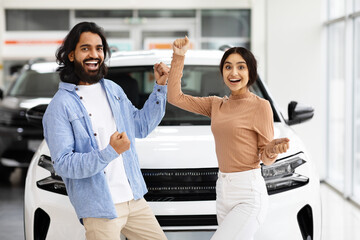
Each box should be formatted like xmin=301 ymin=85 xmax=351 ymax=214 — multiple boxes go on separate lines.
xmin=7 ymin=64 xmax=280 ymax=125
xmin=106 ymin=65 xmax=280 ymax=125
xmin=8 ymin=69 xmax=60 ymax=98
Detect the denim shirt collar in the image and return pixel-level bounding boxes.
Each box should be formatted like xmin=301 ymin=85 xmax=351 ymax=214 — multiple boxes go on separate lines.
xmin=59 ymin=78 xmax=105 ymax=92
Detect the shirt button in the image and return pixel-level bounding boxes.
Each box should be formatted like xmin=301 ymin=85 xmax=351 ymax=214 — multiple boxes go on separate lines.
xmin=80 ymin=96 xmax=83 ymax=100
xmin=75 ymin=87 xmax=79 ymax=91
xmin=157 ymin=89 xmax=160 ymax=92
xmin=89 ymin=113 xmax=92 ymax=117
xmin=156 ymin=101 xmax=159 ymax=104
xmin=94 ymin=133 xmax=97 ymax=136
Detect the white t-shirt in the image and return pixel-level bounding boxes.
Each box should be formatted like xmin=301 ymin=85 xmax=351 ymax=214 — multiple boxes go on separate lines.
xmin=76 ymin=82 xmax=133 ymax=203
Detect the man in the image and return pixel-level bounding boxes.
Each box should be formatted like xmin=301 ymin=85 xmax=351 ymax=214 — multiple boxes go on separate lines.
xmin=43 ymin=22 xmax=169 ymax=240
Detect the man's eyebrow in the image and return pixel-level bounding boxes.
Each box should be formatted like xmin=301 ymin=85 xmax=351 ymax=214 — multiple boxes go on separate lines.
xmin=79 ymin=44 xmax=103 ymax=48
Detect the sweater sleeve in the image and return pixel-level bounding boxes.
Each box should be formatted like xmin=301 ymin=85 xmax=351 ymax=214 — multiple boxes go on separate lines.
xmin=167 ymin=53 xmax=214 ymax=117
xmin=253 ymin=100 xmax=278 ymax=164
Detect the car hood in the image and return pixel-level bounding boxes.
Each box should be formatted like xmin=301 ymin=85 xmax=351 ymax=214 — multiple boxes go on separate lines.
xmin=0 ymin=96 xmax=52 ymax=110
xmin=136 ymin=123 xmax=305 ymax=169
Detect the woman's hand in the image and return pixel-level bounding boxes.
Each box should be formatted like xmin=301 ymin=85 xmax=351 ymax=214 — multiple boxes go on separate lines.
xmin=173 ymin=36 xmax=190 ymax=56
xmin=265 ymin=138 xmax=290 ymax=157
xmin=154 ymin=62 xmax=170 ymax=85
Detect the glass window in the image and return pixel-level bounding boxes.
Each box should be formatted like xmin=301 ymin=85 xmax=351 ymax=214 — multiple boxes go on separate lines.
xmin=201 ymin=10 xmax=250 ymax=38
xmin=328 ymin=0 xmax=345 ymax=19
xmin=6 ymin=62 xmax=278 ymax=125
xmin=201 ymin=41 xmax=250 ymax=51
xmin=75 ymin=10 xmax=132 ymax=18
xmin=138 ymin=10 xmax=196 ymax=18
xmin=353 ymin=17 xmax=360 ymax=199
xmin=356 ymin=0 xmax=360 ymax=12
xmin=8 ymin=68 xmax=60 ymax=98
xmin=105 ymin=31 xmax=130 ymax=39
xmin=142 ymin=31 xmax=188 ymax=39
xmin=105 ymin=65 xmax=277 ymax=126
xmin=6 ymin=10 xmax=69 ymax=31
xmin=327 ymin=22 xmax=346 ymax=190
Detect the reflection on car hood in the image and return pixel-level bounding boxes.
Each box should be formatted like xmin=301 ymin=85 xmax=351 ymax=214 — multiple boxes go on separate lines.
xmin=1 ymin=96 xmax=52 ymax=110
xmin=136 ymin=123 xmax=304 ymax=169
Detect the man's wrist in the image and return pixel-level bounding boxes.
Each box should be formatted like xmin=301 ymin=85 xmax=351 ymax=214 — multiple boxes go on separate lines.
xmin=156 ymin=80 xmax=167 ymax=85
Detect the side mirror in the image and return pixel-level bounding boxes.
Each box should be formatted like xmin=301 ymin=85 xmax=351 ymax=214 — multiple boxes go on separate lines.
xmin=286 ymin=101 xmax=314 ymax=126
xmin=26 ymin=104 xmax=48 ymax=128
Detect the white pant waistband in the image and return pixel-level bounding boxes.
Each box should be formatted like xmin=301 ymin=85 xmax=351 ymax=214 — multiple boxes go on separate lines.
xmin=218 ymin=168 xmax=262 ymax=181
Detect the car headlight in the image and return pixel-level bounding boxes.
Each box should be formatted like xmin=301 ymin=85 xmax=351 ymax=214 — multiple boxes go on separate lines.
xmin=261 ymin=152 xmax=309 ymax=195
xmin=36 ymin=155 xmax=67 ymax=195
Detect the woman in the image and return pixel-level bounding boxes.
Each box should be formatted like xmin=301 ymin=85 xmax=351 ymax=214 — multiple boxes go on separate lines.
xmin=166 ymin=37 xmax=290 ymax=240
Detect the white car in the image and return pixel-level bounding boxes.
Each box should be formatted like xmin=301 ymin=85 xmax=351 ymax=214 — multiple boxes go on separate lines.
xmin=24 ymin=50 xmax=321 ymax=240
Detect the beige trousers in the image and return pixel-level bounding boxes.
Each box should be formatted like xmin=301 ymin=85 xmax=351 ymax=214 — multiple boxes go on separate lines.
xmin=83 ymin=198 xmax=167 ymax=240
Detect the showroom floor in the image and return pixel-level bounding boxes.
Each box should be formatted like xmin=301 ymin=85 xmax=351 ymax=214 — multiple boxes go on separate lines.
xmin=1 ymin=169 xmax=360 ymax=240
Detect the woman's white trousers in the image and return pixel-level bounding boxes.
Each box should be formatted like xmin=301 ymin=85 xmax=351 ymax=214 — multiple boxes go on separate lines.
xmin=211 ymin=168 xmax=269 ymax=240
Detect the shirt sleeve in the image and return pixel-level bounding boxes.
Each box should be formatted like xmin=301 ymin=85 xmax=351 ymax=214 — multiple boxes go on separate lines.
xmin=132 ymin=83 xmax=167 ymax=138
xmin=253 ymin=100 xmax=278 ymax=164
xmin=167 ymin=53 xmax=214 ymax=117
xmin=43 ymin=97 xmax=119 ymax=179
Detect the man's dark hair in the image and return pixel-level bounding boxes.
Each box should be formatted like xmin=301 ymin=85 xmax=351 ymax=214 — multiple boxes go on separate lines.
xmin=219 ymin=47 xmax=258 ymax=87
xmin=56 ymin=22 xmax=110 ymax=84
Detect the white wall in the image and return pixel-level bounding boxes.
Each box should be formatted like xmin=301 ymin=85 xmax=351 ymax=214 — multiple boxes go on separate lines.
xmin=264 ymin=0 xmax=326 ymax=179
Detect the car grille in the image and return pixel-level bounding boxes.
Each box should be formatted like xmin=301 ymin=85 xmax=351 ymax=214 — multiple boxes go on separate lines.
xmin=142 ymin=168 xmax=218 ymax=201
xmin=156 ymin=215 xmax=218 ymax=226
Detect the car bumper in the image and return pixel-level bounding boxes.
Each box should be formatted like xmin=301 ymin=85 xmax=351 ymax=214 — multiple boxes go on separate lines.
xmin=25 ymin=182 xmax=321 ymax=240
xmin=25 ymin=147 xmax=321 ymax=240
xmin=146 ymin=181 xmax=321 ymax=240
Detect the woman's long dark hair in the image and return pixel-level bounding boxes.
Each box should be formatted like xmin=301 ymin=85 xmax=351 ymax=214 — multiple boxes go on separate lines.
xmin=56 ymin=22 xmax=110 ymax=84
xmin=219 ymin=47 xmax=258 ymax=87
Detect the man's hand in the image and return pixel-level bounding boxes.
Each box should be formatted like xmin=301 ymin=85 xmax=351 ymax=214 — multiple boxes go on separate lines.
xmin=110 ymin=131 xmax=130 ymax=154
xmin=265 ymin=138 xmax=290 ymax=157
xmin=154 ymin=62 xmax=170 ymax=85
xmin=173 ymin=36 xmax=190 ymax=56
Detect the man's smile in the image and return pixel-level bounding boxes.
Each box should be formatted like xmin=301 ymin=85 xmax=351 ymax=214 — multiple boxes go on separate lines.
xmin=84 ymin=59 xmax=100 ymax=71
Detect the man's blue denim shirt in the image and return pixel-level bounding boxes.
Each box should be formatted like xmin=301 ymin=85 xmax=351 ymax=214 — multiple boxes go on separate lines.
xmin=43 ymin=78 xmax=167 ymax=222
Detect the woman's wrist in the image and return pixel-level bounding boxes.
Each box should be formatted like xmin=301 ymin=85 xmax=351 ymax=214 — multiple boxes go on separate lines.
xmin=173 ymin=51 xmax=185 ymax=56
xmin=265 ymin=146 xmax=277 ymax=159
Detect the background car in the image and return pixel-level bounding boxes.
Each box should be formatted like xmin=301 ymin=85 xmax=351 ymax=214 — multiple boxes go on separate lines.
xmin=0 ymin=60 xmax=59 ymax=183
xmin=24 ymin=49 xmax=321 ymax=240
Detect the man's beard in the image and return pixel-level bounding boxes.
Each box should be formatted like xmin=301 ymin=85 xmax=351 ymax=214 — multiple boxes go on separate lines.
xmin=74 ymin=58 xmax=107 ymax=84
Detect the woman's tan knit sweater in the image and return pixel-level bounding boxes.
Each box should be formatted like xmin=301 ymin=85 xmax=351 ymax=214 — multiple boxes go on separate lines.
xmin=167 ymin=54 xmax=277 ymax=173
